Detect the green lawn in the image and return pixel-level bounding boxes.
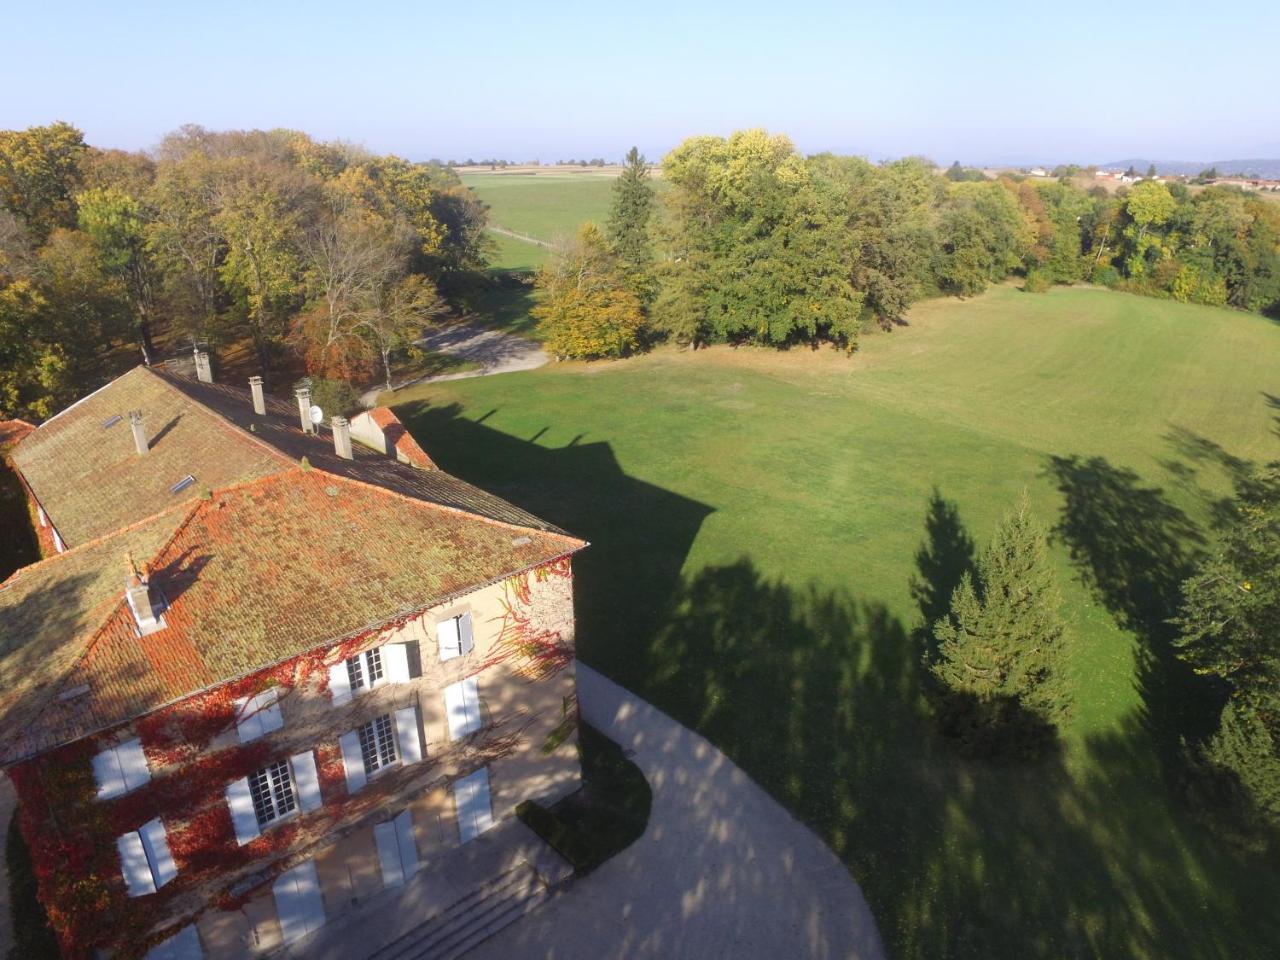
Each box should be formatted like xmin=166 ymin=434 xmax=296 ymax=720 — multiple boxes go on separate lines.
xmin=389 ymin=285 xmax=1280 ymax=960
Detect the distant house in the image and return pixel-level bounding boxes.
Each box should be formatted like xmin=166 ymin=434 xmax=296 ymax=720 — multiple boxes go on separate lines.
xmin=1028 ymin=167 xmax=1049 ymax=177
xmin=0 ymin=356 xmax=587 ymax=959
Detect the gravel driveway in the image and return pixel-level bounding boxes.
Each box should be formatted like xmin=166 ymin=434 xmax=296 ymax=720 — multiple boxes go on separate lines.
xmin=468 ymin=664 xmax=887 ymax=960
xmin=362 ymin=324 xmax=548 ymax=406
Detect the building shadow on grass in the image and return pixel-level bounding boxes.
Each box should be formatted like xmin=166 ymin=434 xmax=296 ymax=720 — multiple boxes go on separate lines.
xmin=390 ymin=400 xmax=714 ymax=680
xmin=390 ymin=403 xmax=1276 ymax=960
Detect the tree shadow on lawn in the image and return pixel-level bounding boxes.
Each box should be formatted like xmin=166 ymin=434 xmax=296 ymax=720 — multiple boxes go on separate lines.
xmin=646 ymin=559 xmax=1268 ymax=960
xmin=1044 ymin=454 xmax=1225 ymax=759
xmin=909 ymin=486 xmax=976 ymax=661
xmin=390 ymin=403 xmax=1275 ymax=960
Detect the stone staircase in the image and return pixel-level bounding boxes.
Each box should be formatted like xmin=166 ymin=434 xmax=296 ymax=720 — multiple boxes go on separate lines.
xmin=366 ymin=862 xmax=553 ymax=960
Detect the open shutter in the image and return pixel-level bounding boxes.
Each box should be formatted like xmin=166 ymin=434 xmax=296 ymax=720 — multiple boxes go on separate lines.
xmin=144 ymin=924 xmax=203 ymax=960
xmin=118 ymin=831 xmax=157 ymax=896
xmin=233 ymin=696 xmax=263 ymax=742
xmin=257 ymin=688 xmax=284 ymax=735
xmin=374 ymin=820 xmax=405 ymax=888
xmin=445 ymin=682 xmax=468 ymax=741
xmin=328 ymin=661 xmax=352 ymax=706
xmin=117 ymin=738 xmax=151 ymax=792
xmin=339 ymin=731 xmax=366 ymax=793
xmin=394 ymin=809 xmax=418 ymax=878
xmin=437 ymin=617 xmax=461 ymax=661
xmin=225 ymin=777 xmax=260 ymax=845
xmin=273 ymin=860 xmax=325 ymax=945
xmin=395 ymin=705 xmax=423 ymax=764
xmin=384 ymin=643 xmax=410 ymax=683
xmin=93 ymin=746 xmax=127 ymax=799
xmin=459 ymin=613 xmax=475 ymax=655
xmin=292 ymin=751 xmax=322 ymax=812
xmin=139 ymin=818 xmax=177 ymax=888
xmin=454 ymin=768 xmax=494 ymax=844
xmin=463 ymin=677 xmax=482 ymax=734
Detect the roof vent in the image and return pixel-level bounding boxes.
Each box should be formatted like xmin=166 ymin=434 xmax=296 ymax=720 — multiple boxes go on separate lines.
xmin=128 ymin=411 xmax=148 ymax=455
xmin=249 ymin=376 xmax=266 ymax=416
xmin=511 ymin=536 xmax=532 ymax=547
xmin=124 ymin=554 xmax=166 ymax=636
xmin=331 ymin=416 xmax=353 ymax=460
xmin=295 ymin=385 xmax=315 ymax=435
xmin=170 ymin=475 xmax=196 ymax=495
xmin=193 ymin=348 xmax=213 ymax=383
xmin=58 ymin=684 xmax=91 ymax=702
xmin=102 ymin=414 xmax=123 ymax=429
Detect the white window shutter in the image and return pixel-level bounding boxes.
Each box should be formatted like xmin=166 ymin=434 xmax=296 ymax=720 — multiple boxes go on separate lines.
xmin=463 ymin=677 xmax=482 ymax=734
xmin=257 ymin=688 xmax=284 ymax=735
xmin=117 ymin=738 xmax=151 ymax=792
xmin=93 ymin=746 xmax=127 ymax=799
xmin=225 ymin=777 xmax=260 ymax=845
xmin=339 ymin=731 xmax=366 ymax=793
xmin=291 ymin=751 xmax=322 ymax=812
xmin=118 ymin=831 xmax=157 ymax=896
xmin=273 ymin=860 xmax=325 ymax=945
xmin=395 ymin=705 xmax=423 ymax=764
xmin=459 ymin=613 xmax=475 ymax=655
xmin=144 ymin=924 xmax=203 ymax=960
xmin=445 ymin=681 xmax=468 ymax=741
xmin=233 ymin=695 xmax=263 ymax=743
xmin=139 ymin=818 xmax=177 ymax=888
xmin=437 ymin=617 xmax=461 ymax=661
xmin=455 ymin=768 xmax=494 ymax=844
xmin=394 ymin=808 xmax=418 ymax=878
xmin=384 ymin=643 xmax=410 ymax=683
xmin=328 ymin=662 xmax=352 ymax=705
xmin=374 ymin=820 xmax=405 ymax=888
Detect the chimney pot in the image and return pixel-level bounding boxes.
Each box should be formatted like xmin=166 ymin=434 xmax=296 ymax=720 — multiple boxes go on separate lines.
xmin=331 ymin=416 xmax=353 ymax=459
xmin=124 ymin=554 xmax=157 ymax=629
xmin=295 ymin=386 xmax=314 ymax=435
xmin=128 ymin=410 xmax=148 ymax=455
xmin=193 ymin=348 xmax=213 ymax=383
xmin=249 ymin=376 xmax=266 ymax=416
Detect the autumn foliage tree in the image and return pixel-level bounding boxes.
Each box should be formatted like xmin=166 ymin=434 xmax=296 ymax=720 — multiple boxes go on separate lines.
xmin=533 ymin=223 xmax=644 ymax=360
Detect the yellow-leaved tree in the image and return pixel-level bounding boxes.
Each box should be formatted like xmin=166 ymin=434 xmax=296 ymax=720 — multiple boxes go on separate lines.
xmin=533 ymin=222 xmax=644 ymax=360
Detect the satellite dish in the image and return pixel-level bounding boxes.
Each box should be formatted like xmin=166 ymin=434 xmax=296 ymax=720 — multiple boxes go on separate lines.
xmin=309 ymin=405 xmax=324 ymax=425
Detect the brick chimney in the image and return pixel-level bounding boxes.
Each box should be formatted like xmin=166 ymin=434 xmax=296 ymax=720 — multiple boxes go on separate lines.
xmin=331 ymin=416 xmax=353 ymax=459
xmin=128 ymin=410 xmax=148 ymax=454
xmin=295 ymin=385 xmax=314 ymax=435
xmin=193 ymin=348 xmax=213 ymax=383
xmin=249 ymin=376 xmax=266 ymax=415
xmin=124 ymin=554 xmax=158 ymax=631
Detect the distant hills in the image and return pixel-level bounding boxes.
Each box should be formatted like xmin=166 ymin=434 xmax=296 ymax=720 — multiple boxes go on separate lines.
xmin=1102 ymin=158 xmax=1280 ymax=178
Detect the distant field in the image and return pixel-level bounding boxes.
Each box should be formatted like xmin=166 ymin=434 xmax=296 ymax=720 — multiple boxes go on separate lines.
xmin=389 ymin=285 xmax=1280 ymax=960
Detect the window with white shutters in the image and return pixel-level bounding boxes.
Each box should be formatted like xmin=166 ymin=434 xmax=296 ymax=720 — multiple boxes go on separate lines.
xmin=445 ymin=677 xmax=482 ymax=740
xmin=234 ymin=688 xmax=284 ymax=743
xmin=248 ymin=760 xmax=297 ymax=827
xmin=93 ymin=738 xmax=151 ymax=799
xmin=117 ymin=818 xmax=177 ymax=896
xmin=358 ymin=714 xmax=398 ymax=777
xmin=346 ymin=647 xmax=383 ymax=691
xmin=454 ymin=767 xmax=494 ymax=844
xmin=330 ymin=643 xmax=410 ymax=706
xmin=436 ymin=612 xmax=474 ymax=661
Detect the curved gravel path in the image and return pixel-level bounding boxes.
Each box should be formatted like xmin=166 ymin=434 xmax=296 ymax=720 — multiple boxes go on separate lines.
xmin=361 ymin=323 xmax=548 ymax=406
xmin=469 ymin=664 xmax=887 ymax=960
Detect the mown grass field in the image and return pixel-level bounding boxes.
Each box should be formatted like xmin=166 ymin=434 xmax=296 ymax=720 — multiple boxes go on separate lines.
xmin=389 ymin=284 xmax=1280 ymax=960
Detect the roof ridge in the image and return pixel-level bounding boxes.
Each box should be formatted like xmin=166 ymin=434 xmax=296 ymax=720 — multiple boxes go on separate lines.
xmin=0 ymin=499 xmax=197 ymax=587
xmin=140 ymin=367 xmax=299 ymax=471
xmin=311 ymin=464 xmax=589 ymax=548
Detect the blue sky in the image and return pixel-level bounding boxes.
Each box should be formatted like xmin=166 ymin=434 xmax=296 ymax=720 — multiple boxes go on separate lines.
xmin=4 ymin=0 xmax=1278 ymax=164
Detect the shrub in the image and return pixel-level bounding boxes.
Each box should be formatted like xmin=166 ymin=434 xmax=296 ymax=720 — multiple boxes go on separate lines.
xmin=1023 ymin=269 xmax=1051 ymax=293
xmin=299 ymin=377 xmax=359 ymax=421
xmin=1091 ymin=264 xmax=1121 ymax=288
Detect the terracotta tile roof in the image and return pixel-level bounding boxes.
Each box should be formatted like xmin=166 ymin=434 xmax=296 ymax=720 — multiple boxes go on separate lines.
xmin=0 ymin=468 xmax=583 ymax=762
xmin=0 ymin=419 xmax=35 ymax=449
xmin=0 ymin=507 xmax=193 ymax=758
xmin=9 ymin=368 xmax=287 ymax=546
xmin=365 ymin=406 xmax=436 ymax=468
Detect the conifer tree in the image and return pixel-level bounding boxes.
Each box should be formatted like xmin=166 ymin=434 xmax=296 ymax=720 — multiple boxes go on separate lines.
xmin=931 ymin=492 xmax=1071 ymax=756
xmin=606 ymin=146 xmax=655 ymax=303
xmin=1175 ymin=465 xmax=1280 ymax=833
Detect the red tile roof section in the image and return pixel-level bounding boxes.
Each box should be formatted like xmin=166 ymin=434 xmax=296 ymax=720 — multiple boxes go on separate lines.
xmin=367 ymin=406 xmax=436 ymax=468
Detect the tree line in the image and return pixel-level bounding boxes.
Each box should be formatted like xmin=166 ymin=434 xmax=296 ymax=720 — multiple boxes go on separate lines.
xmin=536 ymin=129 xmax=1280 ymax=359
xmin=0 ymin=122 xmax=491 ymax=419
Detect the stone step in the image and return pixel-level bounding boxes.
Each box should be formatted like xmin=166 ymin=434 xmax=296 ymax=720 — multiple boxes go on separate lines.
xmin=370 ymin=863 xmax=548 ymax=960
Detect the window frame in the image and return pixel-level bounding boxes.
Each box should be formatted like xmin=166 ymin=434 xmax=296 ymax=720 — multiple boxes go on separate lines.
xmin=358 ymin=713 xmax=400 ymax=778
xmin=248 ymin=758 xmax=299 ymax=829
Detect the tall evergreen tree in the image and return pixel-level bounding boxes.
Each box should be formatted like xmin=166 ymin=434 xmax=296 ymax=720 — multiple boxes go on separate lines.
xmin=930 ymin=492 xmax=1071 ymax=756
xmin=606 ymin=146 xmax=655 ymax=302
xmin=1175 ymin=466 xmax=1280 ymax=834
